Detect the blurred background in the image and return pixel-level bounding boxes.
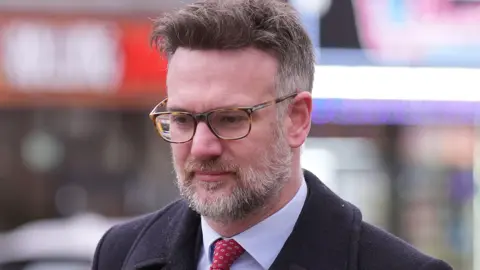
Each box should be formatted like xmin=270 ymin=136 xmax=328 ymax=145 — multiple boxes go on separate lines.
xmin=0 ymin=0 xmax=478 ymax=269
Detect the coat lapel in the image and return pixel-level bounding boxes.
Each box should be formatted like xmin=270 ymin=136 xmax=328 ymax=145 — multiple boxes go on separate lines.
xmin=269 ymin=170 xmax=362 ymax=270
xmin=121 ymin=200 xmax=202 ymax=270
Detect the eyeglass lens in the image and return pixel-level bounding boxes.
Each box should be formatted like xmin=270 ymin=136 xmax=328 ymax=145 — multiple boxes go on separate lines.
xmin=154 ymin=110 xmax=251 ymax=142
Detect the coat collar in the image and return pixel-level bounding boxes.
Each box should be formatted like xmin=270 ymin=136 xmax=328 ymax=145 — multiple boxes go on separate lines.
xmin=268 ymin=169 xmax=362 ymax=270
xmin=121 ymin=199 xmax=202 ymax=270
xmin=123 ymin=169 xmax=362 ymax=270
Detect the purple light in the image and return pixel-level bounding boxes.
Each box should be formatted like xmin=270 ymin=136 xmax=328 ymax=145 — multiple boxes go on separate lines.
xmin=312 ymin=99 xmax=480 ymax=125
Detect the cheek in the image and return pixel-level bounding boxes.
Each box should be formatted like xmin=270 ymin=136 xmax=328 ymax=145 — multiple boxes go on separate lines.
xmin=227 ymin=135 xmax=269 ymax=163
xmin=171 ymin=145 xmax=190 ymax=166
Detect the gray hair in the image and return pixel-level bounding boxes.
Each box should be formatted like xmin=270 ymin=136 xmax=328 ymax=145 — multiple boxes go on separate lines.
xmin=151 ymin=0 xmax=315 ymax=97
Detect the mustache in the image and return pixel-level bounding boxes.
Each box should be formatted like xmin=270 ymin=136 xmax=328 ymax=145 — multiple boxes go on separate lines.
xmin=184 ymin=158 xmax=238 ymax=174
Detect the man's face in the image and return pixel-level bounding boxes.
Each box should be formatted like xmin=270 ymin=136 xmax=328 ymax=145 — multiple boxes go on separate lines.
xmin=166 ymin=48 xmax=293 ymax=222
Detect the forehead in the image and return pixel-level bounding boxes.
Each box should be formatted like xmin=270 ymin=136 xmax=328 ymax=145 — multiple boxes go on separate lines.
xmin=166 ymin=47 xmax=278 ymax=112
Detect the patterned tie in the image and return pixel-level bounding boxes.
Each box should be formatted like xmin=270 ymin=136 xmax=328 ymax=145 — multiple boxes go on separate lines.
xmin=210 ymin=238 xmax=245 ymax=270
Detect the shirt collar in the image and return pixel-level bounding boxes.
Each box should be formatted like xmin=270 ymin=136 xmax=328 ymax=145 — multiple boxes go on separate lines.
xmin=201 ymin=177 xmax=308 ymax=269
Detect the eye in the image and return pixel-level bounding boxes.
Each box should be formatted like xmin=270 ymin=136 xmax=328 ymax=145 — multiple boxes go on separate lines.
xmin=172 ymin=115 xmax=188 ymax=123
xmin=170 ymin=114 xmax=195 ymax=125
xmin=220 ymin=115 xmax=245 ymax=123
xmin=210 ymin=110 xmax=249 ymax=128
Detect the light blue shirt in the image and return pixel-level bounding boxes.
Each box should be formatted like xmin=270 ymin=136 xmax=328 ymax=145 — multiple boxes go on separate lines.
xmin=197 ymin=178 xmax=308 ymax=270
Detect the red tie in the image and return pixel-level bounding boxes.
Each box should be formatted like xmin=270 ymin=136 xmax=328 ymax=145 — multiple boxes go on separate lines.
xmin=210 ymin=239 xmax=245 ymax=270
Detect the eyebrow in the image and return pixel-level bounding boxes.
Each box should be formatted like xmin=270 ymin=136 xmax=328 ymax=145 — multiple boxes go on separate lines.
xmin=166 ymin=104 xmax=251 ymax=113
xmin=166 ymin=106 xmax=191 ymax=112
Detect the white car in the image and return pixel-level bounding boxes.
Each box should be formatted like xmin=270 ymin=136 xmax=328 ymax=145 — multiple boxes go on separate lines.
xmin=0 ymin=213 xmax=128 ymax=270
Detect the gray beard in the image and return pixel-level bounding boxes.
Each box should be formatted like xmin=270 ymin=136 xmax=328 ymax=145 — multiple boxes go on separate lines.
xmin=173 ymin=125 xmax=292 ymax=223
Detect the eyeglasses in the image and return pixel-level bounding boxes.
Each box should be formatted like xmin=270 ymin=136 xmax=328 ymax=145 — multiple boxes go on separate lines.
xmin=149 ymin=92 xmax=297 ymax=143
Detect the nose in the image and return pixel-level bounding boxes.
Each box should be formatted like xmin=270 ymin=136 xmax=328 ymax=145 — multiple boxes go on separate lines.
xmin=190 ymin=122 xmax=223 ymax=159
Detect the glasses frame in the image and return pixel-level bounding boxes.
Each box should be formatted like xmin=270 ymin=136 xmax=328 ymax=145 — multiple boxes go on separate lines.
xmin=149 ymin=92 xmax=298 ymax=143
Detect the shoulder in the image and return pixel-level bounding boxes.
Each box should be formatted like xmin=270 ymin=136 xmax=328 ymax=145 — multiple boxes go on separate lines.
xmin=104 ymin=198 xmax=188 ymax=237
xmin=357 ymin=222 xmax=452 ymax=270
xmin=92 ymin=199 xmax=186 ymax=269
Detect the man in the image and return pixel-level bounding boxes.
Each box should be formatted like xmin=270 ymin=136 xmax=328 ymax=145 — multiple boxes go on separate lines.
xmin=92 ymin=0 xmax=452 ymax=269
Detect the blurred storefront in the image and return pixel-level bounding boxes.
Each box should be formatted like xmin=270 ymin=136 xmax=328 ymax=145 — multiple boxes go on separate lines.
xmin=0 ymin=13 xmax=168 ymax=108
xmin=292 ymin=1 xmax=479 ymax=269
xmin=0 ymin=12 xmax=174 ymax=227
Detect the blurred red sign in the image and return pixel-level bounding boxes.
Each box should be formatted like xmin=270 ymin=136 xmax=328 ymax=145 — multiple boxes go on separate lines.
xmin=119 ymin=22 xmax=168 ymax=95
xmin=0 ymin=15 xmax=167 ymax=107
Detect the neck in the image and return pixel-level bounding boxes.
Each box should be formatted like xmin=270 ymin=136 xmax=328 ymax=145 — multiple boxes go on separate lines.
xmin=205 ymin=166 xmax=303 ymax=237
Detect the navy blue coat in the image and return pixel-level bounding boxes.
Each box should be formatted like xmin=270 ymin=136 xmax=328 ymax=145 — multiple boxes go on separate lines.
xmin=92 ymin=170 xmax=452 ymax=270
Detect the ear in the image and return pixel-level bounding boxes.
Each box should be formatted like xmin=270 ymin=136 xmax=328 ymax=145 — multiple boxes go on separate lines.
xmin=284 ymin=91 xmax=312 ymax=148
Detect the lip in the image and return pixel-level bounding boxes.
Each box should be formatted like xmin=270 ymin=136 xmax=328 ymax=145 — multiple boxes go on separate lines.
xmin=193 ymin=171 xmax=231 ymax=182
